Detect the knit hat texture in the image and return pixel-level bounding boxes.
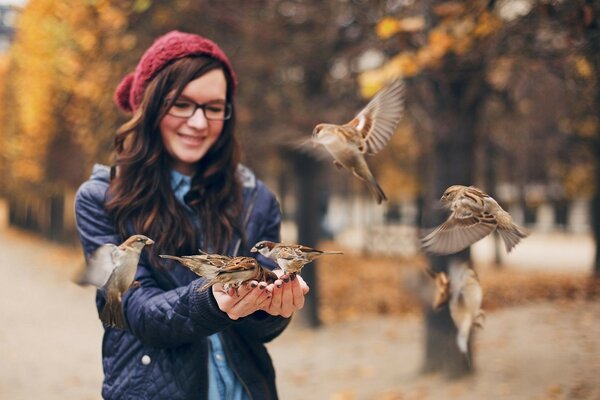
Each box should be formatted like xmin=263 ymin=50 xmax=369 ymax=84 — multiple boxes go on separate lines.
xmin=114 ymin=30 xmax=237 ymax=113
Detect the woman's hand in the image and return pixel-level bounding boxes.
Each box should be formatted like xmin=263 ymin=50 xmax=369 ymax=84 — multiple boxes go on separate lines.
xmin=261 ymin=270 xmax=310 ymax=318
xmin=211 ymin=269 xmax=310 ymax=320
xmin=212 ymin=281 xmax=273 ymax=320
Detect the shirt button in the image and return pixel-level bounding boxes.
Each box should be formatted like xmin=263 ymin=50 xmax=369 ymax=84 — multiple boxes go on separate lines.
xmin=141 ymin=355 xmax=151 ymax=365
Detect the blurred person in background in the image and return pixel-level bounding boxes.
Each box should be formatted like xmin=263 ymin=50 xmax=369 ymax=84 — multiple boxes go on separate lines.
xmin=75 ymin=30 xmax=308 ymax=399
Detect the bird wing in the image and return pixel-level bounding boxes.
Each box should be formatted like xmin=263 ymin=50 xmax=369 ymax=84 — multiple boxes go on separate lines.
xmin=285 ymin=136 xmax=334 ymax=162
xmin=219 ymin=257 xmax=258 ymax=273
xmin=345 ymin=80 xmax=405 ymax=155
xmin=83 ymin=244 xmax=121 ymax=288
xmin=421 ymin=210 xmax=497 ymax=255
xmin=276 ymin=246 xmax=303 ymax=261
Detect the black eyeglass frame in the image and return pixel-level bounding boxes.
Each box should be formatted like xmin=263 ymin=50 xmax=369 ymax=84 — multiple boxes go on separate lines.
xmin=165 ymin=99 xmax=233 ymax=121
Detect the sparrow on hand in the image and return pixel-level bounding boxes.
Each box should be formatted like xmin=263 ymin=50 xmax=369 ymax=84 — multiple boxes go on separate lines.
xmin=312 ymin=80 xmax=405 ymax=204
xmin=162 ymin=253 xmax=277 ymax=296
xmin=421 ymin=185 xmax=528 ymax=255
xmin=159 ymin=253 xmax=223 ymax=280
xmin=251 ymin=240 xmax=343 ymax=277
xmin=78 ymin=234 xmax=154 ymax=329
xmin=447 ymin=262 xmax=485 ymax=359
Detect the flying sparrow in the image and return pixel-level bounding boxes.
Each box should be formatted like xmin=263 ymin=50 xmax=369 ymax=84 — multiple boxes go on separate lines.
xmin=421 ymin=185 xmax=528 ymax=255
xmin=447 ymin=261 xmax=485 ymax=358
xmin=78 ymin=234 xmax=154 ymax=329
xmin=251 ymin=240 xmax=343 ymax=277
xmin=312 ymin=79 xmax=405 ymax=204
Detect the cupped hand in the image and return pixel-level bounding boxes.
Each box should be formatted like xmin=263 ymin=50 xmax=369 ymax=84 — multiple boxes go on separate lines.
xmin=261 ymin=270 xmax=310 ymax=318
xmin=212 ymin=281 xmax=273 ymax=320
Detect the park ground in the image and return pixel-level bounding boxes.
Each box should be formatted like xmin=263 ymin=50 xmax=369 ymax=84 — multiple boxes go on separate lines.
xmin=0 ymin=209 xmax=598 ymax=399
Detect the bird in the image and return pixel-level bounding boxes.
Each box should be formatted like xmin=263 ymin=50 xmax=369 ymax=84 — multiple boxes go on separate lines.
xmin=162 ymin=253 xmax=277 ymax=296
xmin=159 ymin=253 xmax=224 ymax=280
xmin=447 ymin=261 xmax=485 ymax=359
xmin=251 ymin=240 xmax=343 ymax=277
xmin=421 ymin=185 xmax=528 ymax=255
xmin=423 ymin=267 xmax=451 ymax=310
xmin=77 ymin=234 xmax=154 ymax=329
xmin=312 ymin=79 xmax=405 ymax=204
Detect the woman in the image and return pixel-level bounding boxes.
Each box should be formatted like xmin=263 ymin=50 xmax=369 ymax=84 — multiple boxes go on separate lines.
xmin=75 ymin=30 xmax=308 ymax=399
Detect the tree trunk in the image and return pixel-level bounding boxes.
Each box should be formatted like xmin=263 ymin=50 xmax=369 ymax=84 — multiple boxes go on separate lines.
xmin=290 ymin=151 xmax=325 ymax=327
xmin=421 ymin=69 xmax=483 ymax=377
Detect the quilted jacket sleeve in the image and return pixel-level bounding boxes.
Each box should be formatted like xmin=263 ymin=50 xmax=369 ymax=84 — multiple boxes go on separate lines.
xmin=75 ymin=177 xmax=237 ymax=348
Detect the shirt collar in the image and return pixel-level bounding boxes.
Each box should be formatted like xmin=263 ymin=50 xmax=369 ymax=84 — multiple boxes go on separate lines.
xmin=170 ymin=169 xmax=192 ymax=205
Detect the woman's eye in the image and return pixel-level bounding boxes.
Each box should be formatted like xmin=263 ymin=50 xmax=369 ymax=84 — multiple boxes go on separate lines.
xmin=173 ymin=101 xmax=193 ymax=109
xmin=206 ymin=105 xmax=225 ymax=113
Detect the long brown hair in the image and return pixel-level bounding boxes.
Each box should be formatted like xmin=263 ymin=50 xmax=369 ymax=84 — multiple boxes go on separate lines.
xmin=106 ymin=56 xmax=243 ymax=262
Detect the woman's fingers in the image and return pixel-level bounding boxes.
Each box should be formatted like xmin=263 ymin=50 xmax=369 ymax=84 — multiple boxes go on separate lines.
xmin=214 ymin=281 xmax=273 ymax=320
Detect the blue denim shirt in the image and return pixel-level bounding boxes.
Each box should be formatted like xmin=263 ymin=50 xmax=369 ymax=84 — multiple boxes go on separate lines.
xmin=170 ymin=170 xmax=248 ymax=400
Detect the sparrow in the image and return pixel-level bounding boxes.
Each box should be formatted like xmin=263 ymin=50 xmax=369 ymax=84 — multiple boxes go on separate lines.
xmin=163 ymin=254 xmax=277 ymax=296
xmin=447 ymin=261 xmax=485 ymax=359
xmin=312 ymin=79 xmax=405 ymax=204
xmin=251 ymin=240 xmax=343 ymax=277
xmin=159 ymin=253 xmax=224 ymax=280
xmin=77 ymin=234 xmax=154 ymax=329
xmin=423 ymin=267 xmax=451 ymax=310
xmin=421 ymin=185 xmax=528 ymax=255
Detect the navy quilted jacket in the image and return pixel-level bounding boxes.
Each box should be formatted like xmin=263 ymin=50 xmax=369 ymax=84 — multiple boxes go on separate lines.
xmin=75 ymin=164 xmax=290 ymax=399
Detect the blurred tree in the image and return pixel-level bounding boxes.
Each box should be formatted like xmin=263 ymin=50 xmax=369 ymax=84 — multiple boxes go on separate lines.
xmin=365 ymin=0 xmax=504 ymax=376
xmin=365 ymin=0 xmax=600 ymax=377
xmin=570 ymin=0 xmax=600 ymax=277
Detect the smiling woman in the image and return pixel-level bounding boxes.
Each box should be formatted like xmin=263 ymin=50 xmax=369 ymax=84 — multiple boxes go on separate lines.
xmin=74 ymin=30 xmax=308 ymax=399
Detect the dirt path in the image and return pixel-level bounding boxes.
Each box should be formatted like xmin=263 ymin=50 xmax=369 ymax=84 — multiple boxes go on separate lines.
xmin=0 ymin=223 xmax=598 ymax=400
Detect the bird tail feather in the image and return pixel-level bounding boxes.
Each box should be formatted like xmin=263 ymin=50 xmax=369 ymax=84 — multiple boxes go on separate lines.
xmin=498 ymin=223 xmax=528 ymax=253
xmin=456 ymin=317 xmax=472 ymax=354
xmin=100 ymin=295 xmax=126 ymax=329
xmin=367 ymin=180 xmax=387 ymax=204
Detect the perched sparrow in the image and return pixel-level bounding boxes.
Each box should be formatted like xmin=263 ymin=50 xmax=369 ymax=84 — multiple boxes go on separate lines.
xmin=166 ymin=254 xmax=277 ymax=296
xmin=447 ymin=261 xmax=485 ymax=357
xmin=251 ymin=240 xmax=343 ymax=277
xmin=421 ymin=185 xmax=528 ymax=255
xmin=78 ymin=234 xmax=154 ymax=329
xmin=159 ymin=254 xmax=222 ymax=280
xmin=312 ymin=80 xmax=405 ymax=204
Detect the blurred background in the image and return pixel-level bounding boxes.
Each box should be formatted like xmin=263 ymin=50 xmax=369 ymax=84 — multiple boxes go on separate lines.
xmin=0 ymin=0 xmax=599 ymax=399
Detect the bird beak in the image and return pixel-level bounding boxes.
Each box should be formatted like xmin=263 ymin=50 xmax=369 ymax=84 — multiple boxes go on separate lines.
xmin=250 ymin=247 xmax=258 ymax=253
xmin=145 ymin=239 xmax=154 ymax=246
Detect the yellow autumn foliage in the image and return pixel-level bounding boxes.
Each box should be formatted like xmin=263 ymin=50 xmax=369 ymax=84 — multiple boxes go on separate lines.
xmin=1 ymin=0 xmax=141 ymax=191
xmin=376 ymin=16 xmax=401 ymax=40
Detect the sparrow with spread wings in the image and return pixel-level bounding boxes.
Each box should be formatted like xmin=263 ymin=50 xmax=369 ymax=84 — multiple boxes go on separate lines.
xmin=251 ymin=240 xmax=343 ymax=277
xmin=312 ymin=80 xmax=405 ymax=204
xmin=421 ymin=185 xmax=528 ymax=255
xmin=77 ymin=234 xmax=154 ymax=329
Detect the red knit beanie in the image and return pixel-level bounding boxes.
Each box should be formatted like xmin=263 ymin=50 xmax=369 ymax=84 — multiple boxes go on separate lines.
xmin=114 ymin=30 xmax=237 ymax=113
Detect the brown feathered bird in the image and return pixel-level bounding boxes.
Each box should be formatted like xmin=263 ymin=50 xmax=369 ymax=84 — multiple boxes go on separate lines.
xmin=447 ymin=262 xmax=485 ymax=357
xmin=78 ymin=234 xmax=154 ymax=329
xmin=159 ymin=251 xmax=231 ymax=279
xmin=312 ymin=80 xmax=405 ymax=204
xmin=162 ymin=254 xmax=277 ymax=296
xmin=422 ymin=185 xmax=528 ymax=255
xmin=251 ymin=241 xmax=343 ymax=277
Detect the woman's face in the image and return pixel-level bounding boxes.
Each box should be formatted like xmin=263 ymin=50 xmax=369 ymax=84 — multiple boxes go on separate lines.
xmin=159 ymin=68 xmax=228 ymax=176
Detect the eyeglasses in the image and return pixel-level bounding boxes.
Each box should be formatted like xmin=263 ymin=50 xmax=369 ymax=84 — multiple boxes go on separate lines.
xmin=165 ymin=99 xmax=232 ymax=121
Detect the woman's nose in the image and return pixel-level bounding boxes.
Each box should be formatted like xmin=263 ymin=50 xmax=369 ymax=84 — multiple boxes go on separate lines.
xmin=186 ymin=107 xmax=209 ymax=129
